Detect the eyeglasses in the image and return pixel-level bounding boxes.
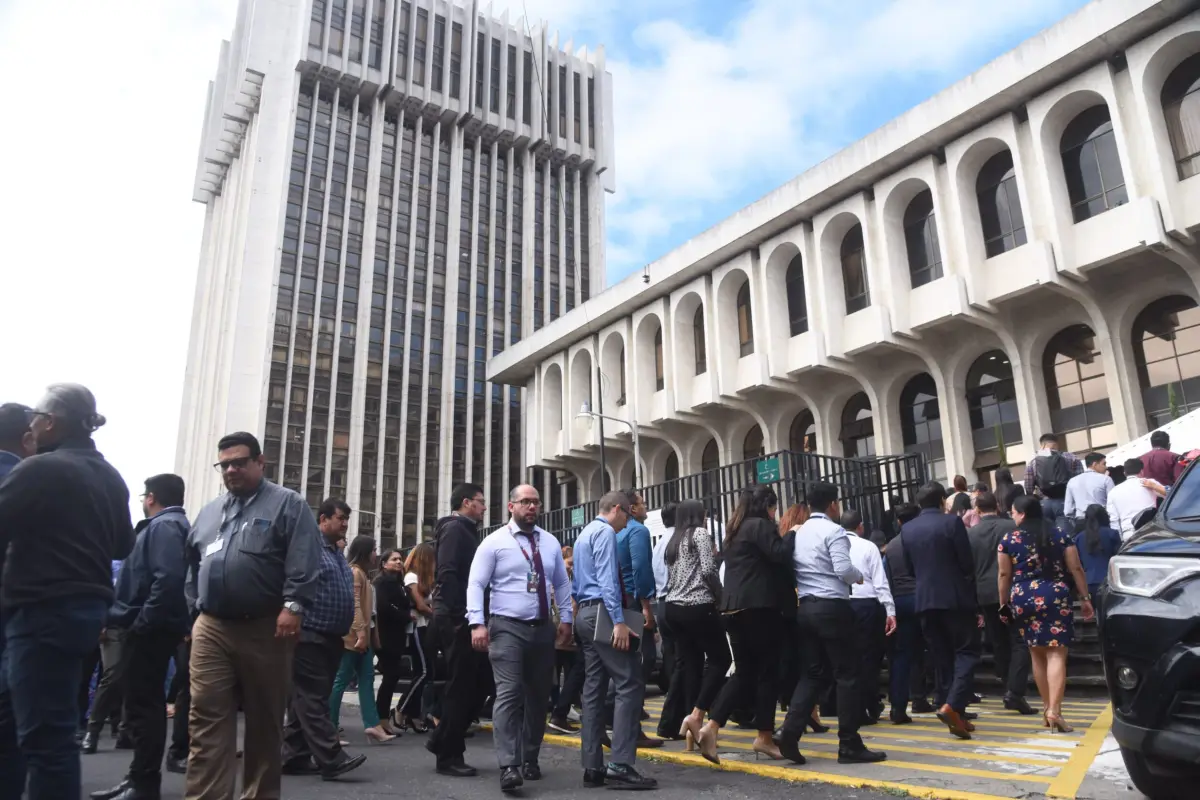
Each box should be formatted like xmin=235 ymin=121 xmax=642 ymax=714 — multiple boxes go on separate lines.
xmin=213 ymin=456 xmax=253 ymax=473
xmin=513 ymin=498 xmax=542 ymax=507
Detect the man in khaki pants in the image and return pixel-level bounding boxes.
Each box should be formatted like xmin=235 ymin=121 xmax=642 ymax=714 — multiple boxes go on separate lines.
xmin=183 ymin=432 xmax=320 ymax=799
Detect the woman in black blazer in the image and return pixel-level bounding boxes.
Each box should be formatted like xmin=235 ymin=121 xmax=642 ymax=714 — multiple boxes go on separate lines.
xmin=373 ymin=548 xmax=412 ymax=732
xmin=697 ymin=484 xmax=796 ymax=763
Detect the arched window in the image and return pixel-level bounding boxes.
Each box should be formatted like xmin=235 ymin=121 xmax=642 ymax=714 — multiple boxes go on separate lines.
xmin=693 ymin=306 xmax=707 ymax=375
xmin=653 ymin=327 xmax=665 ymax=391
xmin=977 ymin=150 xmax=1027 ymax=257
xmin=1061 ymin=105 xmax=1127 ymax=222
xmin=664 ymin=451 xmax=680 ymax=502
xmin=789 ymin=410 xmax=816 ymax=453
xmin=785 ymin=254 xmax=808 ymax=336
xmin=900 ymin=373 xmax=944 ymax=476
xmin=904 ymin=190 xmax=943 ymax=287
xmin=840 ymin=392 xmax=875 ymax=458
xmin=1043 ymin=324 xmax=1114 ymax=452
xmin=701 ymin=439 xmax=720 ymax=472
xmin=617 ymin=345 xmax=627 ymax=405
xmin=743 ymin=424 xmax=765 ymax=461
xmin=841 ymin=224 xmax=870 ymax=314
xmin=1163 ymin=53 xmax=1200 ymax=180
xmin=736 ymin=282 xmax=754 ymax=357
xmin=966 ymin=350 xmax=1023 ymax=451
xmin=1134 ymin=295 xmax=1200 ymax=428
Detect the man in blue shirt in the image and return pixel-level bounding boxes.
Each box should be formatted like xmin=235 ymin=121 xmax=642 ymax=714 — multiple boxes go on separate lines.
xmin=572 ymin=491 xmax=656 ymax=790
xmin=613 ymin=492 xmax=661 ymax=745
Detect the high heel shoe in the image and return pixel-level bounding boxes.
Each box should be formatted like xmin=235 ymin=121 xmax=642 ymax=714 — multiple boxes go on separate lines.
xmin=364 ymin=726 xmax=397 ymax=744
xmin=684 ymin=729 xmax=695 ymax=752
xmin=696 ymin=725 xmax=720 ymax=765
xmin=1046 ymin=711 xmax=1073 ymax=733
xmin=1042 ymin=709 xmax=1051 ymax=728
xmin=679 ymin=717 xmax=702 ymax=753
xmin=753 ymin=740 xmax=784 ymax=761
xmin=805 ymin=715 xmax=830 ymax=734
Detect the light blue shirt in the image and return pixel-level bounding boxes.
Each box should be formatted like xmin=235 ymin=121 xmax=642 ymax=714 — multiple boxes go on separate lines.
xmin=466 ymin=523 xmax=572 ymax=627
xmin=616 ymin=519 xmax=656 ymax=600
xmin=793 ymin=513 xmax=862 ymax=600
xmin=1064 ymin=470 xmax=1115 ymax=520
xmin=572 ymin=517 xmax=626 ymax=625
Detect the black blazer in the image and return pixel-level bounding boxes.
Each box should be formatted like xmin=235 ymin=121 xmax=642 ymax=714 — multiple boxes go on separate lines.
xmin=373 ymin=572 xmax=411 ymax=656
xmin=901 ymin=508 xmax=977 ymax=613
xmin=719 ymin=517 xmax=796 ymax=614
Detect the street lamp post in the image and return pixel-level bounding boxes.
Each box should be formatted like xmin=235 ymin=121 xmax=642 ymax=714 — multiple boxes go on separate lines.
xmin=577 ymin=401 xmax=641 ymax=489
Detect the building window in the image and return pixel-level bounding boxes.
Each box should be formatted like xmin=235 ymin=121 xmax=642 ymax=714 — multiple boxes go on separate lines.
xmin=744 ymin=425 xmax=765 ymax=462
xmin=904 ymin=189 xmax=942 ymax=287
xmin=506 ymin=45 xmax=517 ymax=119
xmin=900 ymin=373 xmax=944 ymax=475
xmin=489 ymin=38 xmax=501 ymax=113
xmin=966 ymin=350 xmax=1023 ymax=452
xmin=840 ymin=392 xmax=875 ymax=458
xmin=412 ymin=8 xmax=427 ymax=86
xmin=559 ymin=65 xmax=567 ymax=138
xmin=1043 ymin=324 xmax=1114 ymax=452
xmin=977 ymin=150 xmax=1026 ymax=257
xmin=368 ymin=0 xmax=385 ymax=68
xmin=700 ymin=438 xmax=720 ymax=500
xmin=395 ymin=1 xmax=409 ymax=80
xmin=431 ymin=15 xmax=445 ymax=92
xmin=785 ymin=254 xmax=808 ymax=336
xmin=654 ymin=327 xmax=664 ymax=391
xmin=474 ymin=32 xmax=484 ymax=108
xmin=617 ymin=345 xmax=627 ymax=406
xmin=328 ymin=0 xmax=345 ymax=55
xmin=309 ymin=0 xmax=325 ymax=49
xmin=1061 ymin=105 xmax=1127 ymax=222
xmin=789 ymin=409 xmax=816 ymax=453
xmin=736 ymin=282 xmax=754 ymax=357
xmin=693 ymin=306 xmax=707 ymax=375
xmin=587 ymin=76 xmax=595 ymax=147
xmin=449 ymin=22 xmax=462 ymax=98
xmin=1163 ymin=53 xmax=1200 ymax=180
xmin=1134 ymin=295 xmax=1200 ymax=428
xmin=523 ymin=51 xmax=533 ymax=124
xmin=664 ymin=451 xmax=680 ymax=501
xmin=840 ymin=224 xmax=870 ymax=313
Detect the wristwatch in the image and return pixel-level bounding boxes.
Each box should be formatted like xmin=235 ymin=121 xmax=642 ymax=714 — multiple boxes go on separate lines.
xmin=283 ymin=601 xmax=304 ymax=615
xmin=1081 ymin=594 xmax=1092 ymax=602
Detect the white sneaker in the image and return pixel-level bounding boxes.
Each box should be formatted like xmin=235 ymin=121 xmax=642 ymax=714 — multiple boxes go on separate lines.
xmin=567 ymin=708 xmax=581 ymax=723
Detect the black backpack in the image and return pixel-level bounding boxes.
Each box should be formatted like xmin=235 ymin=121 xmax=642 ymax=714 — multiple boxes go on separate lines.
xmin=1033 ymin=452 xmax=1072 ymax=499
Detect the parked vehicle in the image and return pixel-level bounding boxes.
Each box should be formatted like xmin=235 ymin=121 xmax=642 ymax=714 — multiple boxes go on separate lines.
xmin=1099 ymin=461 xmax=1200 ymax=799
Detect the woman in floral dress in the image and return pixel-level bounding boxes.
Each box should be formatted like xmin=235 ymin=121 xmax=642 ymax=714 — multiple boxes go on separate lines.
xmin=997 ymin=495 xmax=1094 ymax=732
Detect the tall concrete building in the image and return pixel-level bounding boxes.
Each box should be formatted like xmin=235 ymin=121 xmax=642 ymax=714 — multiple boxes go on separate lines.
xmin=177 ymin=0 xmax=616 ymax=546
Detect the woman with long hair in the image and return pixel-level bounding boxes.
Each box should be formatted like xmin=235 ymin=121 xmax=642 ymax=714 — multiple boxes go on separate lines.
xmin=1073 ymin=504 xmax=1121 ymax=599
xmin=664 ymin=501 xmax=733 ymax=752
xmin=998 ymin=496 xmax=1095 ymax=732
xmin=995 ymin=468 xmax=1023 ymax=516
xmin=331 ymin=536 xmax=395 ymax=742
xmin=697 ymin=484 xmax=796 ymax=763
xmin=374 ymin=548 xmax=413 ymax=733
xmin=392 ymin=542 xmax=436 ymax=731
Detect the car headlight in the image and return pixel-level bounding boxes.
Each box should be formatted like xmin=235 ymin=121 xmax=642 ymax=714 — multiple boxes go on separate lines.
xmin=1108 ymin=556 xmax=1200 ymax=598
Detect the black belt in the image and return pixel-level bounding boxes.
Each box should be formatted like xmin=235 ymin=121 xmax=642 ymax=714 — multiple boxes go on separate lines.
xmin=491 ymin=614 xmax=548 ymax=627
xmin=579 ymin=598 xmax=604 ymax=608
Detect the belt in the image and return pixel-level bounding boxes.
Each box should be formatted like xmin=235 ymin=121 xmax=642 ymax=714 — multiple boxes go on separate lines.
xmin=579 ymin=598 xmax=604 ymax=608
xmin=491 ymin=614 xmax=548 ymax=627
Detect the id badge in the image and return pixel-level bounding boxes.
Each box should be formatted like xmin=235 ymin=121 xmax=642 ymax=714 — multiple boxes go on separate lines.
xmin=204 ymin=538 xmax=224 ymax=558
xmin=526 ymin=570 xmax=539 ymax=593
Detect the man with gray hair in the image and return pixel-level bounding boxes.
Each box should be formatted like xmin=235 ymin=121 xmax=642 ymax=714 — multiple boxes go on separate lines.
xmin=0 ymin=384 xmax=135 ymax=800
xmin=571 ymin=491 xmax=656 ymax=790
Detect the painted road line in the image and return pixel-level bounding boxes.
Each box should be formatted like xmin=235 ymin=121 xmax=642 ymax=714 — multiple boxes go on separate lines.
xmin=539 ymin=732 xmax=1035 ymax=800
xmin=1045 ymin=705 xmax=1114 ymax=799
xmin=729 ymin=738 xmax=1068 ymax=768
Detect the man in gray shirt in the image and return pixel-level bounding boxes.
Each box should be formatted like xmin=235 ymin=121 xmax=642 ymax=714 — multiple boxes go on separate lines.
xmin=966 ymin=491 xmax=1033 ymax=715
xmin=183 ymin=431 xmax=321 ymax=800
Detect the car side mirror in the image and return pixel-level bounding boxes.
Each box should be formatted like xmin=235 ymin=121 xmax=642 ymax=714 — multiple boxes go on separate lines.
xmin=1132 ymin=507 xmax=1157 ymax=532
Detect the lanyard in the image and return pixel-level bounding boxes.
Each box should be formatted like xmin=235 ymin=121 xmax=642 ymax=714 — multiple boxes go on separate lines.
xmin=507 ymin=523 xmax=540 ymax=570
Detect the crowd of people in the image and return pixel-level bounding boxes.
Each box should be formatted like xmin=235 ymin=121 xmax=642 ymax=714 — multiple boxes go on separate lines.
xmin=0 ymin=381 xmax=1182 ymax=799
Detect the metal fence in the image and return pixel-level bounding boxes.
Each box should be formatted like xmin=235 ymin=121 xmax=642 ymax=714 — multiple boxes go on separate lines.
xmin=517 ymin=450 xmax=928 ymax=547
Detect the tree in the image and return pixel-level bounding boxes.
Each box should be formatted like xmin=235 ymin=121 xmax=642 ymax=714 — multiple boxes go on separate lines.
xmin=995 ymin=423 xmax=1009 ymax=469
xmin=1169 ymin=382 xmax=1182 ymax=421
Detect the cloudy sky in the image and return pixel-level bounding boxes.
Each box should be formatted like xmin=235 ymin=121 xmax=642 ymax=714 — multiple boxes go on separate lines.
xmin=0 ymin=0 xmax=1088 ymax=509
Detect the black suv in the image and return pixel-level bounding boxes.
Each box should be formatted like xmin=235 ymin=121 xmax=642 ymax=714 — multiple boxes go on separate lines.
xmin=1099 ymin=467 xmax=1200 ymax=799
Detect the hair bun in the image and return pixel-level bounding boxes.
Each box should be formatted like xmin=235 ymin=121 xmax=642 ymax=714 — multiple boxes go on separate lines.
xmin=86 ymin=413 xmax=107 ymax=431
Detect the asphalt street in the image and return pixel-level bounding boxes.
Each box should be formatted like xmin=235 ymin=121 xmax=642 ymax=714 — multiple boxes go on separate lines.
xmin=80 ymin=718 xmax=898 ymax=800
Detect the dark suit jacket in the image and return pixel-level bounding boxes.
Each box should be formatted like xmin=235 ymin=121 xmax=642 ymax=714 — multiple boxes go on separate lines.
xmin=901 ymin=508 xmax=977 ymax=613
xmin=719 ymin=517 xmax=796 ymax=614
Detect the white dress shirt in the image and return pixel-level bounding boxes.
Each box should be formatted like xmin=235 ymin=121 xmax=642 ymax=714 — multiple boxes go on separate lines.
xmin=1064 ymin=470 xmax=1115 ymax=520
xmin=467 ymin=523 xmax=573 ymax=626
xmin=1106 ymin=478 xmax=1158 ymax=541
xmin=652 ymin=527 xmax=672 ymax=598
xmin=793 ymin=513 xmax=862 ymax=600
xmin=847 ymin=531 xmax=895 ymax=617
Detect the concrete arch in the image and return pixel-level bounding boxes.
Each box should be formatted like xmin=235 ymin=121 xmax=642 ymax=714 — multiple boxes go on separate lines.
xmin=634 ymin=311 xmax=665 ymax=413
xmin=882 ymin=177 xmax=939 ymax=290
xmin=645 ymin=439 xmax=684 ymax=485
xmin=817 ymin=211 xmax=866 ymax=314
xmin=715 ymin=267 xmax=753 ymax=370
xmin=672 ymin=290 xmax=706 ymax=379
xmin=569 ymin=348 xmax=594 ymax=420
xmin=763 ymin=240 xmax=804 ymax=341
xmin=1140 ymin=29 xmax=1200 ymax=189
xmin=954 ymin=135 xmax=1027 ymax=266
xmin=599 ymin=329 xmax=628 ymax=407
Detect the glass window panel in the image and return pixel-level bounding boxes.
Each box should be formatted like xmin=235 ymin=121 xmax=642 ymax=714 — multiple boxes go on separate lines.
xmin=1141 ymin=334 xmax=1177 ymax=361
xmin=1177 ymin=351 xmax=1200 ymax=383
xmin=1054 ymin=361 xmax=1078 ymax=386
xmin=1080 ymin=376 xmax=1107 ymax=404
xmin=1147 ymin=358 xmax=1182 ymax=386
xmin=1174 ymin=324 xmax=1200 ymax=355
xmin=1064 ymin=429 xmax=1091 ymax=453
xmin=1057 ymin=382 xmax=1084 ymax=409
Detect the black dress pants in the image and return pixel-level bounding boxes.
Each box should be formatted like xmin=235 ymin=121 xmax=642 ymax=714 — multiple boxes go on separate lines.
xmin=551 ymin=641 xmax=584 ymax=720
xmin=282 ymin=630 xmax=345 ymax=768
xmin=664 ymin=603 xmax=731 ymax=725
xmin=782 ymin=597 xmax=862 ymax=749
xmin=919 ymin=609 xmax=979 ymax=712
xmin=980 ymin=605 xmax=1031 ymax=698
xmin=427 ymin=615 xmax=477 ymax=767
xmin=850 ymin=598 xmax=886 ymax=718
xmin=168 ymin=640 xmax=190 ymax=762
xmin=709 ymin=608 xmax=781 ymax=733
xmin=122 ymin=629 xmax=180 ymax=791
xmin=778 ymin=611 xmax=801 ymax=710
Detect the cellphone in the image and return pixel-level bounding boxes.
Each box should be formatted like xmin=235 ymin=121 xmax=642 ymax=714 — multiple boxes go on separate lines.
xmin=998 ymin=604 xmax=1014 ymax=624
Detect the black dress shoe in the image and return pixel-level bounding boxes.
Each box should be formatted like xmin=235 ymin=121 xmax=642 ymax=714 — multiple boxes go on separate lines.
xmin=963 ymin=710 xmax=978 ymax=721
xmin=282 ymin=756 xmax=321 ymax=775
xmin=90 ymin=780 xmax=131 ymax=800
xmin=500 ymin=766 xmax=524 ymax=792
xmin=889 ymin=710 xmax=913 ymax=725
xmin=521 ymin=762 xmax=542 ymax=781
xmin=110 ymin=787 xmax=160 ymax=800
xmin=777 ymin=730 xmax=805 ymax=765
xmin=910 ymin=698 xmax=935 ymax=713
xmin=604 ymin=763 xmax=656 ymax=790
xmin=583 ymin=768 xmax=606 ymax=788
xmin=164 ymin=756 xmax=187 ymax=774
xmin=1004 ymin=694 xmax=1037 ymax=715
xmin=968 ymin=693 xmax=982 ymax=705
xmin=436 ymin=760 xmax=479 ymax=777
xmin=321 ymin=753 xmax=367 ymax=780
xmin=838 ymin=746 xmax=887 ymax=764
xmin=81 ymin=731 xmax=99 ymax=754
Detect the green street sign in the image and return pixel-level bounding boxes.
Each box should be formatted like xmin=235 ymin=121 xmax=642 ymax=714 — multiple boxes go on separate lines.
xmin=570 ymin=507 xmax=585 ymax=527
xmin=756 ymin=457 xmax=780 ymax=483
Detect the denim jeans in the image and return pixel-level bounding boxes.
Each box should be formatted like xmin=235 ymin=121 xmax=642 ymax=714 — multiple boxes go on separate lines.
xmin=330 ymin=648 xmax=381 ymax=728
xmin=0 ymin=595 xmax=107 ymax=800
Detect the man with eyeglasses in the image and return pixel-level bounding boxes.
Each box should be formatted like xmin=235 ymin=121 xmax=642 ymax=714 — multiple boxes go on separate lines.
xmin=467 ymin=486 xmax=572 ymax=792
xmin=425 ymin=483 xmax=486 ymax=777
xmin=183 ymin=431 xmax=321 ymax=799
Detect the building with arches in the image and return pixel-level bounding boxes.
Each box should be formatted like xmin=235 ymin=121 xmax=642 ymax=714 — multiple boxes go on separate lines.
xmin=490 ymin=0 xmax=1200 ymax=507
